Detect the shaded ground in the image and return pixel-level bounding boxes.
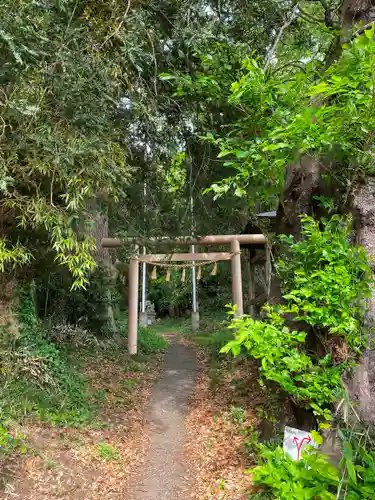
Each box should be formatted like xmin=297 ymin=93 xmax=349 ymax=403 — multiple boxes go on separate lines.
xmin=1 ymin=324 xmax=267 ymax=500
xmin=184 ymin=352 xmax=266 ymax=499
xmin=2 ymin=352 xmax=163 ymax=499
xmin=130 ymin=333 xmax=198 ymax=499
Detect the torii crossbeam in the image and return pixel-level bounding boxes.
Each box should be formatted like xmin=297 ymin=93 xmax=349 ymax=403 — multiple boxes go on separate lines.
xmin=102 ymin=234 xmax=267 ymax=354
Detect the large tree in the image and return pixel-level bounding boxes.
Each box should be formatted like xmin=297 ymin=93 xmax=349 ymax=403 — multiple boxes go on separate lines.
xmin=164 ymin=0 xmax=375 ymax=421
xmin=0 ymin=0 xmax=132 ymax=293
xmin=1 ymin=0 xmax=307 ymax=330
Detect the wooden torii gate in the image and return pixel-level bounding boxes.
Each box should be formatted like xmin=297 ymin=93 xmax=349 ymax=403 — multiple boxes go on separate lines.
xmin=102 ymin=234 xmax=266 ymax=354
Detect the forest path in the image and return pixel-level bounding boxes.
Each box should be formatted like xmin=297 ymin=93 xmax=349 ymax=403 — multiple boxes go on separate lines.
xmin=130 ymin=333 xmax=198 ymax=499
xmin=2 ymin=346 xmax=163 ymax=500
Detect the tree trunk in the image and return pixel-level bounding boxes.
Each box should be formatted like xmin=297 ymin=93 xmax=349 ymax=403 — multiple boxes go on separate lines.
xmin=277 ymin=154 xmax=321 ymax=237
xmin=350 ymin=177 xmax=375 ymax=423
xmin=0 ymin=274 xmax=19 ymax=338
xmin=274 ymin=0 xmax=375 ymax=426
xmin=87 ymin=202 xmax=120 ymax=338
xmin=341 ymin=0 xmax=375 ymax=424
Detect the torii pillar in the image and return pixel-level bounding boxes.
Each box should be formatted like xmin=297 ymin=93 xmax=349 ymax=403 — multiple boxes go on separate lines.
xmin=102 ymin=234 xmax=266 ymax=355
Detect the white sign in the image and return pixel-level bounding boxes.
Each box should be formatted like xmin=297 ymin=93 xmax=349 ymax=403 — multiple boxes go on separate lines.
xmin=283 ymin=426 xmax=317 ymax=461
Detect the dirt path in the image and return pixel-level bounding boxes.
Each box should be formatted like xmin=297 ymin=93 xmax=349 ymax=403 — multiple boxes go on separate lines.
xmin=130 ymin=334 xmax=198 ymax=499
xmin=1 ymin=335 xmax=199 ymax=500
xmin=184 ymin=355 xmax=266 ymax=498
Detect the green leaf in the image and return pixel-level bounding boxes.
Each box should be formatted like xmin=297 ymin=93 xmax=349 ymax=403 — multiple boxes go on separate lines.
xmin=235 ymin=150 xmax=250 ymax=158
xmin=263 ymin=142 xmax=291 ymax=151
xmin=365 ymin=27 xmax=375 ymax=39
xmin=346 ymin=458 xmax=357 ymax=485
xmin=311 ymin=430 xmax=323 ymax=446
xmin=159 ymin=73 xmax=176 ymax=80
xmin=217 ymin=150 xmax=232 ymax=158
xmin=344 ymin=442 xmax=353 ymax=461
xmin=319 ymin=422 xmax=331 ymax=430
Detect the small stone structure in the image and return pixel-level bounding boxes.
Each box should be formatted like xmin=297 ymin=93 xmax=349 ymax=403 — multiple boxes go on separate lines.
xmin=139 ymin=300 xmax=156 ymax=327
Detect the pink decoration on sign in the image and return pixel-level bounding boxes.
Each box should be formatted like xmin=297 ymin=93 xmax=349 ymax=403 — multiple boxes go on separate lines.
xmin=292 ymin=434 xmax=312 ymax=460
xmin=283 ymin=426 xmax=317 ymax=461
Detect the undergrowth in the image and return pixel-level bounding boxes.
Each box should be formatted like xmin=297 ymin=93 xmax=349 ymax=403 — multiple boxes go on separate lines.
xmin=97 ymin=441 xmax=120 ymax=461
xmin=188 ymin=215 xmax=375 ymax=498
xmin=138 ymin=326 xmax=168 ymax=354
xmin=250 ymin=436 xmax=375 ymax=500
xmin=0 ymin=293 xmax=97 ymax=429
xmin=219 ymin=216 xmax=375 ymax=498
xmin=0 ymin=292 xmax=167 ymax=456
xmin=192 ymin=328 xmax=233 ymax=358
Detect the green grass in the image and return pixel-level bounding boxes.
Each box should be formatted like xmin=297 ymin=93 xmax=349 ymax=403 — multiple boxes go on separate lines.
xmin=139 ymin=312 xmax=225 ymax=337
xmin=120 ymin=379 xmax=139 ymax=391
xmin=229 ymin=406 xmax=246 ymax=425
xmin=1 ymin=380 xmax=96 ymax=430
xmin=97 ymin=441 xmax=120 ymax=461
xmin=118 ymin=310 xmax=226 ymax=344
xmin=143 ymin=317 xmax=190 ymax=334
xmin=191 ymin=328 xmax=234 ymax=358
xmin=44 ymin=460 xmax=58 ymax=470
xmin=117 ymin=313 xmax=171 ymax=354
xmin=138 ymin=326 xmax=168 ymax=354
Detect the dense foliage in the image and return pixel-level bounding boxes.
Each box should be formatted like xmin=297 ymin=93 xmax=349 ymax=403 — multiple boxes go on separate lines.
xmin=223 ymin=216 xmax=372 ymax=422
xmin=0 ymin=0 xmax=132 ymax=287
xmin=1 ymin=0 xmax=326 ymax=287
xmin=252 ymin=435 xmax=375 ymax=500
xmin=2 ymin=0 xmax=375 ymax=497
xmin=253 ymin=445 xmax=340 ymax=499
xmin=162 ymin=23 xmax=373 ymax=212
xmin=278 ymin=216 xmax=371 ymax=348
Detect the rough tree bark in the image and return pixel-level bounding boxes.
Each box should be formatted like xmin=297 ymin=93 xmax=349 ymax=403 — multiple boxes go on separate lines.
xmin=278 ymin=155 xmax=322 ymax=237
xmin=350 ymin=178 xmax=375 ymax=423
xmin=87 ymin=201 xmax=119 ymax=338
xmin=0 ymin=274 xmax=19 ymax=337
xmin=333 ymin=0 xmax=375 ymax=424
xmin=0 ymin=204 xmax=19 ymax=337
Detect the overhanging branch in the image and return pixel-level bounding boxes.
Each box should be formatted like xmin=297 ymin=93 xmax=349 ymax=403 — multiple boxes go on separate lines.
xmin=264 ymin=4 xmax=300 ymax=72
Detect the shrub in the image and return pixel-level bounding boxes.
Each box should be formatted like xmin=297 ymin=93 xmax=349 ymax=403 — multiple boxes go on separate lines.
xmin=0 ymin=425 xmax=27 ymax=457
xmin=192 ymin=328 xmax=234 ymax=358
xmin=221 ymin=309 xmax=342 ymax=420
xmin=51 ymin=324 xmax=99 ymax=348
xmin=0 ymin=346 xmax=55 ymax=388
xmin=251 ymin=446 xmax=339 ymax=499
xmin=251 ymin=440 xmax=375 ymax=500
xmin=221 ymin=216 xmax=372 ymax=421
xmin=277 ymin=215 xmax=372 ymax=349
xmin=0 ymin=290 xmax=95 ymax=428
